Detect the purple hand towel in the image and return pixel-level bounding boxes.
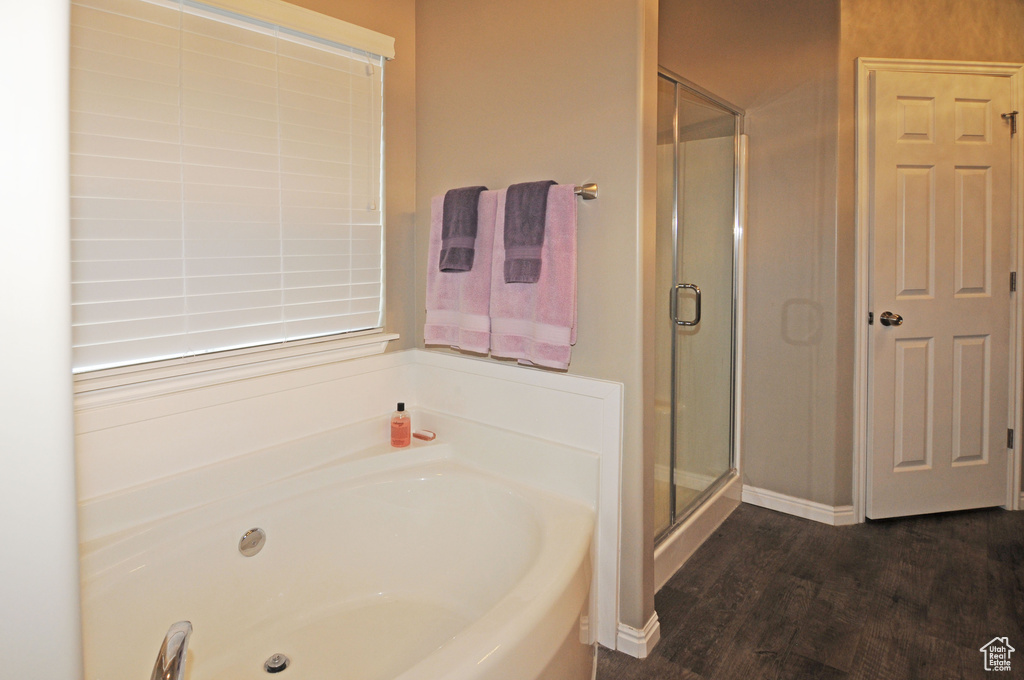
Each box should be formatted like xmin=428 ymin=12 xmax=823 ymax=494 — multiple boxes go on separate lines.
xmin=439 ymin=185 xmax=487 ymax=272
xmin=503 ymin=180 xmax=556 ymax=283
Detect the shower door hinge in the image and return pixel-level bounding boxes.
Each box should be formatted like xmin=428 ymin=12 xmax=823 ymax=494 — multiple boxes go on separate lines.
xmin=1011 ymin=272 xmax=1017 ymax=292
xmin=1009 ymin=429 xmax=1015 ymax=449
xmin=1003 ymin=111 xmax=1018 ymax=136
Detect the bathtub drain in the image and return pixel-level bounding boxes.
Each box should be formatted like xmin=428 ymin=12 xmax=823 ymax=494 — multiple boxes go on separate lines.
xmin=264 ymin=653 xmax=290 ymax=673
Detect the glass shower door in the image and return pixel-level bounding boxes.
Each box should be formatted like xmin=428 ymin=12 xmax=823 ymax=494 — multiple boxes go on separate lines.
xmin=655 ymin=73 xmax=740 ymax=540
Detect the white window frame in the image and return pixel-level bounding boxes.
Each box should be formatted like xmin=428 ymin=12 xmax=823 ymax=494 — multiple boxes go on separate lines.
xmin=71 ymin=0 xmax=397 ymax=400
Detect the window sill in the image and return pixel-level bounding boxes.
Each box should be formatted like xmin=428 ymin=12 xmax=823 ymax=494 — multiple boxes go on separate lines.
xmin=73 ymin=331 xmax=400 ymax=411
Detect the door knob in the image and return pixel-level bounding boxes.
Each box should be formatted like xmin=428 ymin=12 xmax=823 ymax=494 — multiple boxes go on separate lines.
xmin=879 ymin=311 xmax=903 ymax=327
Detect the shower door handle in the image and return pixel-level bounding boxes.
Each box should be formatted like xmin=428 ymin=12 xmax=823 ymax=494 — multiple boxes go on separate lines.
xmin=671 ymin=283 xmax=701 ymax=327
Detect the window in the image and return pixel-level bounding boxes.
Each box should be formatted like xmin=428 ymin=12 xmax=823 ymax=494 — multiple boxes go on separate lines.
xmin=70 ymin=0 xmax=393 ymax=373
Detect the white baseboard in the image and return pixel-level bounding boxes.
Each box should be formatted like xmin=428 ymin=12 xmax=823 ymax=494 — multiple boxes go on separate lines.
xmin=742 ymin=485 xmax=857 ymax=526
xmin=832 ymin=504 xmax=856 ymax=525
xmin=615 ymin=613 xmax=661 ymax=659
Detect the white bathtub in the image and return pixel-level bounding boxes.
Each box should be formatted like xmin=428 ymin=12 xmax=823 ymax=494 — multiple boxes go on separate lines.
xmin=79 ymin=442 xmax=595 ymax=680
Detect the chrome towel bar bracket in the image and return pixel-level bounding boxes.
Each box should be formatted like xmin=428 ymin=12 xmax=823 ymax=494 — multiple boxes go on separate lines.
xmin=573 ymin=183 xmax=598 ymax=200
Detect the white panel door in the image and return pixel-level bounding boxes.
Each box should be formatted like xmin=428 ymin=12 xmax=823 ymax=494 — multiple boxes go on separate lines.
xmin=868 ymin=69 xmax=1014 ymax=519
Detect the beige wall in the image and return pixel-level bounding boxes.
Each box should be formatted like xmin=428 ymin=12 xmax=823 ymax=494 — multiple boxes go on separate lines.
xmin=840 ymin=0 xmax=1024 ymax=65
xmin=286 ymin=0 xmax=418 ymax=348
xmin=838 ymin=0 xmax=1024 ymax=497
xmin=660 ymin=0 xmax=847 ymax=505
xmin=415 ymin=0 xmax=658 ymax=631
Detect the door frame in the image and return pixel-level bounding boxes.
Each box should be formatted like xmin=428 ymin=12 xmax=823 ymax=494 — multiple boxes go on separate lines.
xmin=853 ymin=57 xmax=1024 ymax=523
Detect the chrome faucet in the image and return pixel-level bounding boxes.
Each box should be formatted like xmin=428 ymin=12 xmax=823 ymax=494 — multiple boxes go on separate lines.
xmin=150 ymin=621 xmax=192 ymax=680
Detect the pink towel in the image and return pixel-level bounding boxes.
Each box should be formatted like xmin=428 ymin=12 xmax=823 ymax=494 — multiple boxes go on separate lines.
xmin=489 ymin=183 xmax=577 ymax=370
xmin=425 ymin=190 xmax=498 ymax=353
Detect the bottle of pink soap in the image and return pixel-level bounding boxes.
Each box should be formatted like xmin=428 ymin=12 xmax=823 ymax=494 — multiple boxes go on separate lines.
xmin=390 ymin=402 xmax=410 ymax=447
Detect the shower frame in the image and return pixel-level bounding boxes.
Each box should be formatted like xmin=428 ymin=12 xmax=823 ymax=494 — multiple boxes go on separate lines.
xmin=655 ymin=68 xmax=745 ymax=545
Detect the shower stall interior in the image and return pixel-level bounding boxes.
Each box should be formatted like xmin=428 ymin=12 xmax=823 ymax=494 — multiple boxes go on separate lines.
xmin=654 ymin=70 xmax=744 ymax=542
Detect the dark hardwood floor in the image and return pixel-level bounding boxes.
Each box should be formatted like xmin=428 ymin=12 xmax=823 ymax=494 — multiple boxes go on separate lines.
xmin=597 ymin=503 xmax=1024 ymax=679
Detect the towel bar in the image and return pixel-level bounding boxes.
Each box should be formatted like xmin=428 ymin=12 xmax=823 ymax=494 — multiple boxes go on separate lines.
xmin=573 ymin=183 xmax=598 ymax=200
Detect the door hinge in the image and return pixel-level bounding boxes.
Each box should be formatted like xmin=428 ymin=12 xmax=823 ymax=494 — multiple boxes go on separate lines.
xmin=1003 ymin=111 xmax=1018 ymax=136
xmin=1009 ymin=429 xmax=1015 ymax=449
xmin=1012 ymin=272 xmax=1017 ymax=292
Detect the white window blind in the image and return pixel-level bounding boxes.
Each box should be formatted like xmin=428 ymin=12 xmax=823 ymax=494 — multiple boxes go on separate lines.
xmin=70 ymin=0 xmax=386 ymax=373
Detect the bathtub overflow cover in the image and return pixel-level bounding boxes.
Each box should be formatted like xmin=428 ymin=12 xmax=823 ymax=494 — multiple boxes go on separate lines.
xmin=239 ymin=528 xmax=266 ymax=557
xmin=264 ymin=654 xmax=290 ymax=673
